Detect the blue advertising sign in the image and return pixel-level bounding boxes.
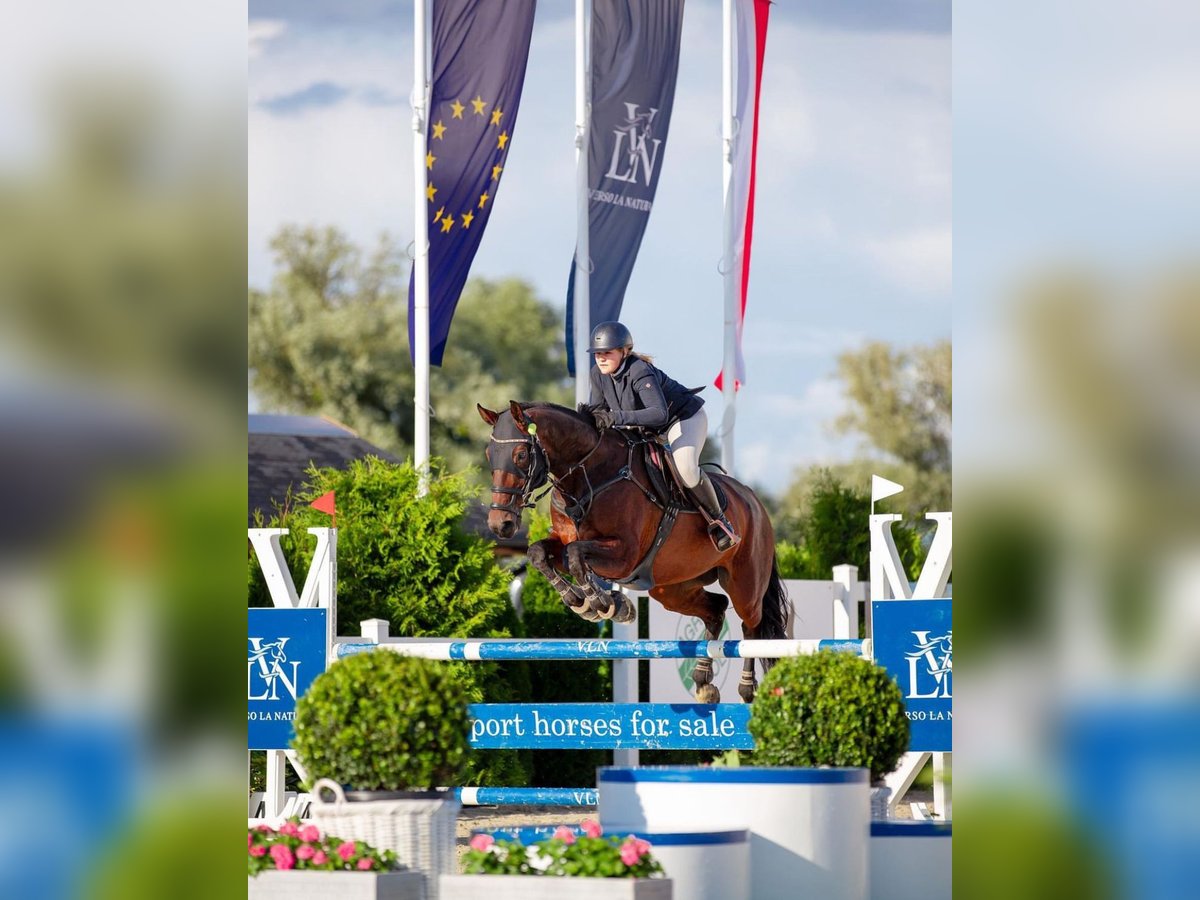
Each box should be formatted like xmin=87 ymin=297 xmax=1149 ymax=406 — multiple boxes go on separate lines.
xmin=468 ymin=703 xmax=752 ymax=751
xmin=248 ymin=609 xmax=327 ymax=750
xmin=871 ymin=599 xmax=952 ymax=752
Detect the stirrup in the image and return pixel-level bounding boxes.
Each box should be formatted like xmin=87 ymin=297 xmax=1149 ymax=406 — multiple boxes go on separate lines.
xmin=708 ymin=518 xmax=739 ymax=551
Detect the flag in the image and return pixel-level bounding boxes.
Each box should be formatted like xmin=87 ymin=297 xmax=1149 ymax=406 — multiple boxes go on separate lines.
xmin=310 ymin=490 xmax=336 ymax=519
xmin=408 ymin=0 xmax=536 ymax=365
xmin=715 ymin=0 xmax=770 ymax=391
xmin=871 ymin=476 xmax=905 ymax=504
xmin=565 ymin=0 xmax=685 ymax=375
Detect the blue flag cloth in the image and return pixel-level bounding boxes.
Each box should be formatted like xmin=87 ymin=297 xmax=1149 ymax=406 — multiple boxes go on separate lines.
xmin=408 ymin=0 xmax=536 ymax=366
xmin=565 ymin=0 xmax=685 ymax=375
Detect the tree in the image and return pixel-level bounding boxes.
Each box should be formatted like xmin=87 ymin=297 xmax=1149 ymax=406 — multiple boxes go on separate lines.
xmin=248 ymin=225 xmax=572 ymax=477
xmin=832 ymin=339 xmax=951 ymax=516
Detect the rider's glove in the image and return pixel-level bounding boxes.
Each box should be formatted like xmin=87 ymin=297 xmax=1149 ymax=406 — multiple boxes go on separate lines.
xmin=592 ymin=408 xmax=617 ymax=430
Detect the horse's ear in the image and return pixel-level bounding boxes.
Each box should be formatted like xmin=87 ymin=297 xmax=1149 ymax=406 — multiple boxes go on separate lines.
xmin=477 ymin=404 xmax=499 ymax=426
xmin=509 ymin=400 xmax=528 ymax=433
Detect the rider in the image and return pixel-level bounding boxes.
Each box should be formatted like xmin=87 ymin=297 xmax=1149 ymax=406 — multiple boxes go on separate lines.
xmin=581 ymin=321 xmax=739 ymax=551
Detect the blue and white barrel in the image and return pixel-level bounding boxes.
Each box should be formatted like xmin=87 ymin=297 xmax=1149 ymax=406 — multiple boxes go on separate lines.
xmin=599 ymin=766 xmax=870 ymax=900
xmin=869 ymin=821 xmax=951 ymax=900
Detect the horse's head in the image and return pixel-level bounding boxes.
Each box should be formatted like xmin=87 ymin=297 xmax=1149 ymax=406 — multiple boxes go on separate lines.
xmin=476 ymin=402 xmax=548 ymax=539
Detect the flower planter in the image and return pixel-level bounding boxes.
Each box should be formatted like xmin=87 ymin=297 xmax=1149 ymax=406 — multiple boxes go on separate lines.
xmin=248 ymin=869 xmax=425 ymax=899
xmin=598 ymin=766 xmax=870 ymax=900
xmin=439 ymin=875 xmax=672 ymax=899
xmin=869 ymin=821 xmax=951 ymax=900
xmin=309 ymin=779 xmax=459 ymax=900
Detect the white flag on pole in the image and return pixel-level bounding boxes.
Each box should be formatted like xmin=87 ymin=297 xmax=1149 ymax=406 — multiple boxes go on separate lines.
xmin=871 ymin=475 xmax=905 ymax=504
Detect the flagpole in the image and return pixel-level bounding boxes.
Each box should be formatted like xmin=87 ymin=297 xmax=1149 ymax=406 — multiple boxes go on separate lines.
xmin=412 ymin=0 xmax=431 ymax=494
xmin=720 ymin=0 xmax=737 ymax=474
xmin=573 ymin=0 xmax=591 ymax=406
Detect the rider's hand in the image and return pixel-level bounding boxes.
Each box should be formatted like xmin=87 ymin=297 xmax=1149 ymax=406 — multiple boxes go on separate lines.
xmin=577 ymin=401 xmax=596 ymax=415
xmin=592 ymin=408 xmax=616 ymax=430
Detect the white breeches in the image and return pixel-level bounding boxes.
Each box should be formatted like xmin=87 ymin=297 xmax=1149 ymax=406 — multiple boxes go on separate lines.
xmin=667 ymin=408 xmax=708 ymax=488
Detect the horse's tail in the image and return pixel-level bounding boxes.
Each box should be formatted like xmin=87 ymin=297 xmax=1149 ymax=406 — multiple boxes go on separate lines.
xmin=758 ymin=554 xmax=791 ymax=672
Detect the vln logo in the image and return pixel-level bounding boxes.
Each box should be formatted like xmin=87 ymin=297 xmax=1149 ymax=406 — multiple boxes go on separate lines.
xmin=605 ymin=103 xmax=662 ymax=186
xmin=248 ymin=637 xmax=301 ymax=702
xmin=905 ymin=630 xmax=952 ymax=699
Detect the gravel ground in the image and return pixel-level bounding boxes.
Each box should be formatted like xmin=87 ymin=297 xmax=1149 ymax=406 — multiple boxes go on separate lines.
xmin=454 ymin=790 xmax=937 ymax=869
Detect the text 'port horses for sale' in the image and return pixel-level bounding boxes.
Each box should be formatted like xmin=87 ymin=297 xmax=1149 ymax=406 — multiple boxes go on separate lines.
xmin=478 ymin=401 xmax=790 ymax=702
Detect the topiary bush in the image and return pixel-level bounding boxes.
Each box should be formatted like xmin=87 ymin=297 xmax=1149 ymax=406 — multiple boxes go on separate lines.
xmin=748 ymin=650 xmax=910 ymax=782
xmin=292 ymin=650 xmax=471 ymax=792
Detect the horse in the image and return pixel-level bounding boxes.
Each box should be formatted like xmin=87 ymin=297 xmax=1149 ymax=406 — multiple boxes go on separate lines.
xmin=477 ymin=401 xmax=790 ymax=703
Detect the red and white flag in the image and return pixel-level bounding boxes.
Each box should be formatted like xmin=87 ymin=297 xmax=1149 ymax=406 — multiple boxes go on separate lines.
xmin=716 ymin=0 xmax=770 ymax=392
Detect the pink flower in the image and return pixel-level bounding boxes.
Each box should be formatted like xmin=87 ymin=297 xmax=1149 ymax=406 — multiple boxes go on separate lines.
xmin=278 ymin=821 xmax=300 ymax=837
xmin=249 ymin=844 xmax=267 ymax=857
xmin=299 ymin=824 xmax=321 ymax=842
xmin=357 ymin=857 xmax=375 ymax=870
xmin=312 ymin=851 xmax=328 ymax=866
xmin=295 ymin=844 xmax=315 ymax=860
xmin=469 ymin=834 xmax=494 ymax=852
xmin=337 ymin=841 xmax=357 ymax=861
xmin=580 ymin=818 xmax=602 ymax=838
xmin=256 ymin=824 xmax=274 ymax=832
xmin=619 ymin=841 xmax=641 ymax=866
xmin=553 ymin=826 xmax=576 ymax=844
xmin=772 ymin=686 xmax=784 ymax=697
xmin=633 ymin=838 xmax=652 ymax=857
xmin=270 ymin=844 xmax=296 ymax=870
xmin=248 ymin=833 xmax=255 ymax=849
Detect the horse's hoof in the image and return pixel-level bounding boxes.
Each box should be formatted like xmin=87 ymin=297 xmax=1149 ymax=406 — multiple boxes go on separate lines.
xmin=695 ymin=683 xmax=721 ymax=704
xmin=609 ymin=592 xmax=637 ymax=624
xmin=692 ymin=660 xmax=714 ymax=687
xmin=738 ymin=683 xmax=757 ymax=703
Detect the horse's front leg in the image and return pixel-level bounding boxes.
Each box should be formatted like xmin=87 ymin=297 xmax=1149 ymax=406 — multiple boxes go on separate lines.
xmin=563 ymin=538 xmax=637 ymax=624
xmin=527 ymin=536 xmax=595 ymax=619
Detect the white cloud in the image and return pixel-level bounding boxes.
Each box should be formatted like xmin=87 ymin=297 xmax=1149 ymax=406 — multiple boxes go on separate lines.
xmin=248 ymin=19 xmax=287 ymax=59
xmin=861 ymin=227 xmax=952 ymax=295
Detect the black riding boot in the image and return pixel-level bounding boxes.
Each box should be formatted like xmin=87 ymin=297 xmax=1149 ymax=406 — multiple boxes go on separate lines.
xmin=690 ymin=472 xmax=740 ymax=551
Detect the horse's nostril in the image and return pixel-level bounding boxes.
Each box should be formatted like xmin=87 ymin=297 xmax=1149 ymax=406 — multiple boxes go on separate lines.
xmin=500 ymin=520 xmax=515 ymax=538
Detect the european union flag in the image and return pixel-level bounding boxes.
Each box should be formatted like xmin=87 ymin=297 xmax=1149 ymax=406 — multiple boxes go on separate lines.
xmin=408 ymin=0 xmax=537 ymax=366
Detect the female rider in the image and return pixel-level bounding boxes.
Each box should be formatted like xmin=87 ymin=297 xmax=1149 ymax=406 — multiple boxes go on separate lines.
xmin=581 ymin=321 xmax=739 ymax=551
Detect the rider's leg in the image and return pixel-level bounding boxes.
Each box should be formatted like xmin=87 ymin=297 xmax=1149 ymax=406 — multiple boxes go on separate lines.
xmin=668 ymin=410 xmax=739 ymax=551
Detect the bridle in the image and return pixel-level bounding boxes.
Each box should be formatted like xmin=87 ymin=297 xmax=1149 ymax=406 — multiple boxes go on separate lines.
xmin=486 ymin=419 xmax=607 ymax=519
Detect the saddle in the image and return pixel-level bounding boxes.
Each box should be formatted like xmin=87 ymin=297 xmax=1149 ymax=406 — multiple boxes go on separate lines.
xmin=632 ymin=432 xmax=730 ymax=516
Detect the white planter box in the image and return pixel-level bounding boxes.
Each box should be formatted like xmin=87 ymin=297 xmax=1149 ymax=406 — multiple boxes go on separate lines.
xmin=869 ymin=821 xmax=951 ymax=900
xmin=599 ymin=766 xmax=870 ymax=900
xmin=248 ymin=870 xmax=425 ymax=899
xmin=440 ymin=875 xmax=672 ymax=899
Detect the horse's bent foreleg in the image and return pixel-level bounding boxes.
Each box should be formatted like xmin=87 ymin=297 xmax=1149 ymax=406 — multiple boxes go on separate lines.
xmin=528 ymin=537 xmax=593 ymax=617
xmin=564 ymin=538 xmax=637 ymax=622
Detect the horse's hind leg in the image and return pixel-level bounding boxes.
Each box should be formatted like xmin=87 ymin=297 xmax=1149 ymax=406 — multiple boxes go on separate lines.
xmin=650 ymin=579 xmax=727 ymax=704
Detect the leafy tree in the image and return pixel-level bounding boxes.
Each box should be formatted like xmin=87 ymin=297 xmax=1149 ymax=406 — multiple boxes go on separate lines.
xmin=832 ymin=339 xmax=951 ymax=517
xmin=248 ymin=225 xmax=572 ymax=478
xmin=774 ymin=468 xmax=922 ymax=582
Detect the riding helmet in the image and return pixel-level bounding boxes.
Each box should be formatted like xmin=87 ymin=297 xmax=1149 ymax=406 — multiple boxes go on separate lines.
xmin=590 ymin=321 xmax=633 ymax=353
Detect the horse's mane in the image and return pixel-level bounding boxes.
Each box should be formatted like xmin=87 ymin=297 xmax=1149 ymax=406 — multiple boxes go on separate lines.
xmin=522 ymin=401 xmax=590 ymax=423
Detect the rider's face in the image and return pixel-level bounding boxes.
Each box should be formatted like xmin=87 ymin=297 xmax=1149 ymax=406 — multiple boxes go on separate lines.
xmin=594 ymin=348 xmax=626 ymax=375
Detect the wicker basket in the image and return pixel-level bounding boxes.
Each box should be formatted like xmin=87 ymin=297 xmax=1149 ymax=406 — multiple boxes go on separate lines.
xmin=309 ymin=779 xmax=460 ymax=900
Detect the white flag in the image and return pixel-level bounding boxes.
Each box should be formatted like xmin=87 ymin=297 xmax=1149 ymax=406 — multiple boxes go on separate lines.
xmin=871 ymin=475 xmax=905 ymax=504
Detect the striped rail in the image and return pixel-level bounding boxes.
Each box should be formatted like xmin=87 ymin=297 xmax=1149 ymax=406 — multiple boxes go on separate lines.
xmin=335 ymin=637 xmax=870 ymax=661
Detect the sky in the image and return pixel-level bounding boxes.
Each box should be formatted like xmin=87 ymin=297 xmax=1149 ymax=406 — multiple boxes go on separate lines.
xmin=248 ymin=0 xmax=951 ymax=495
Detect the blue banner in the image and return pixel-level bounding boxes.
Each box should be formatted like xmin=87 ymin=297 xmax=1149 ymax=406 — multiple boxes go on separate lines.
xmin=565 ymin=0 xmax=686 ymax=375
xmin=468 ymin=703 xmax=752 ymax=750
xmin=408 ymin=0 xmax=537 ymax=366
xmin=248 ymin=608 xmax=327 ymax=750
xmin=871 ymin=599 xmax=952 ymax=752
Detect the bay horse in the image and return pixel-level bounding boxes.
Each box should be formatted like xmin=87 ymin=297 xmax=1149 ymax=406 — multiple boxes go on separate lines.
xmin=478 ymin=401 xmax=790 ymax=703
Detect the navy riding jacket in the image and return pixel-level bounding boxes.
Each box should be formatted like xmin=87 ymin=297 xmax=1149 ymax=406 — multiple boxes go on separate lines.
xmin=588 ymin=356 xmax=703 ymax=430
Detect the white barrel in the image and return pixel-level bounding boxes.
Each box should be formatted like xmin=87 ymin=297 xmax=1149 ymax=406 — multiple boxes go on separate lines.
xmin=599 ymin=766 xmax=870 ymax=900
xmin=869 ymin=821 xmax=951 ymax=900
xmin=607 ymin=829 xmax=748 ymax=900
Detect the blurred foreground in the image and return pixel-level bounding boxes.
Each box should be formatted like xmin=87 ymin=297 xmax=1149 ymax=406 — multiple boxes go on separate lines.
xmin=1 ymin=2 xmax=244 ymax=897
